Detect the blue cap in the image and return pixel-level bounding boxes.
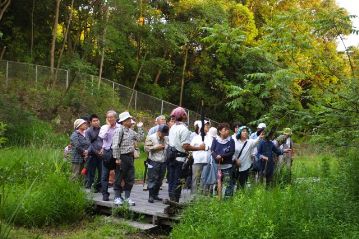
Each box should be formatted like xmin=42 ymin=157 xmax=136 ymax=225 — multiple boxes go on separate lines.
xmin=158 ymin=124 xmax=169 ymax=136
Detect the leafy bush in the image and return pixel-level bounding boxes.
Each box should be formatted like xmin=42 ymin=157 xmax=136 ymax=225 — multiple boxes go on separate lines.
xmin=171 ymin=155 xmax=359 ymax=239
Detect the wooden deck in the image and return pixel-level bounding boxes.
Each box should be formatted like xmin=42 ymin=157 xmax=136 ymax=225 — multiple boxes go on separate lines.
xmin=87 ymin=183 xmax=193 ymax=225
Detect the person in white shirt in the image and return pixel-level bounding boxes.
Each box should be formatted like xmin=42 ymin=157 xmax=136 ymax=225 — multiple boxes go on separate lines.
xmin=167 ymin=107 xmax=205 ymax=202
xmin=190 ymin=121 xmax=211 ymax=195
xmin=232 ymin=126 xmax=264 ymax=189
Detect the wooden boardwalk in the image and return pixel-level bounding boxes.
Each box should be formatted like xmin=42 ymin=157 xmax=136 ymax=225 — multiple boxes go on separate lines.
xmin=87 ymin=183 xmax=193 ymax=225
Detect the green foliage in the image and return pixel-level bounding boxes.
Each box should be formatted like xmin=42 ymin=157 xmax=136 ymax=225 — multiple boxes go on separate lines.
xmin=0 ymin=121 xmax=7 ymax=146
xmin=171 ymin=154 xmax=359 ymax=239
xmin=0 ymin=147 xmax=90 ymax=227
xmin=7 ymin=216 xmax=139 ymax=239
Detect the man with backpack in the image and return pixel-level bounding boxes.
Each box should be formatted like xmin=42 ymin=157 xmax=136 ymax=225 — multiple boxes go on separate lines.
xmin=167 ymin=107 xmax=206 ymax=202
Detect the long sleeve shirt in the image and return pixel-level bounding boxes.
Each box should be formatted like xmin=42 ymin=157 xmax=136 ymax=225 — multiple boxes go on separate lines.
xmin=85 ymin=126 xmax=102 ymax=155
xmin=233 ymin=137 xmax=260 ymax=172
xmin=98 ymin=124 xmax=119 ymax=150
xmin=211 ymin=136 xmax=235 ymax=167
xmin=191 ymin=134 xmax=213 ymax=164
xmin=112 ymin=125 xmax=144 ymax=158
xmin=257 ymin=140 xmax=283 ymax=162
xmin=70 ymin=130 xmax=90 ymax=164
xmin=144 ymin=133 xmax=168 ymax=162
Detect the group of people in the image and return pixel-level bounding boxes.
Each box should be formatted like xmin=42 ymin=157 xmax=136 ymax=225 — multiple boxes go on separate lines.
xmin=67 ymin=107 xmax=294 ymax=206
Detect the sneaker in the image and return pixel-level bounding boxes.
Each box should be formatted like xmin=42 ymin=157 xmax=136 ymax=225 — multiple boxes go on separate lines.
xmin=125 ymin=198 xmax=135 ymax=206
xmin=114 ymin=197 xmax=123 ymax=206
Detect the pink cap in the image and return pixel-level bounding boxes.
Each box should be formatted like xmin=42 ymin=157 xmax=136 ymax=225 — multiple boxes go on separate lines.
xmin=170 ymin=107 xmax=187 ymax=120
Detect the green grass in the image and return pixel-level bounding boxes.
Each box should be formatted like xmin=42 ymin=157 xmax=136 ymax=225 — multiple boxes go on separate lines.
xmin=0 ymin=147 xmax=90 ymax=227
xmin=7 ymin=216 xmax=140 ymax=239
xmin=171 ymin=153 xmax=359 ymax=239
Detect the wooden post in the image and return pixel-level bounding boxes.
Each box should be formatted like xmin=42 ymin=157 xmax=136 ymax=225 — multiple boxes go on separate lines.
xmin=161 ymin=100 xmax=164 ymax=115
xmin=66 ymin=70 xmax=69 ymax=89
xmin=5 ymin=61 xmax=9 ymax=89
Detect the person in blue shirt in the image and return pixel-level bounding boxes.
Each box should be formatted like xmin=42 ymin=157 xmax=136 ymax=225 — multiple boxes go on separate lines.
xmin=257 ymin=129 xmax=291 ymax=186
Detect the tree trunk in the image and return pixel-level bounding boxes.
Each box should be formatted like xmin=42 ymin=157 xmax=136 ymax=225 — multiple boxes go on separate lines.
xmin=0 ymin=46 xmax=6 ymax=59
xmin=128 ymin=52 xmax=148 ymax=110
xmin=154 ymin=50 xmax=167 ymax=85
xmin=154 ymin=69 xmax=161 ymax=85
xmin=53 ymin=0 xmax=74 ymax=88
xmin=179 ymin=46 xmax=188 ymax=107
xmin=98 ymin=6 xmax=109 ymax=89
xmin=30 ymin=0 xmax=35 ymax=59
xmin=0 ymin=0 xmax=11 ymax=22
xmin=50 ymin=0 xmax=61 ymax=85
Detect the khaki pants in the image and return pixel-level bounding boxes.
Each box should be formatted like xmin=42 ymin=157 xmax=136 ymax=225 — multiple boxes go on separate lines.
xmin=71 ymin=163 xmax=84 ymax=181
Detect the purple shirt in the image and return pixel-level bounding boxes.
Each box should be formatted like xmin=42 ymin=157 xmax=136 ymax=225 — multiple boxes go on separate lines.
xmin=99 ymin=124 xmax=119 ymax=150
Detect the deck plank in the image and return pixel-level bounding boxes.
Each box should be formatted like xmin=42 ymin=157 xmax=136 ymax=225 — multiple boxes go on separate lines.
xmin=88 ymin=183 xmax=192 ymax=221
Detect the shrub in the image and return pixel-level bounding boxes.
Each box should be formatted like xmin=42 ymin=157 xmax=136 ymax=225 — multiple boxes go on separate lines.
xmin=171 ymin=155 xmax=359 ymax=239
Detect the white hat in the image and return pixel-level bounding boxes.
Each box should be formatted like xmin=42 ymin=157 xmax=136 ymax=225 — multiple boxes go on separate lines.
xmin=193 ymin=120 xmax=201 ymax=127
xmin=194 ymin=120 xmax=209 ymax=129
xmin=118 ymin=112 xmax=132 ymax=122
xmin=73 ymin=119 xmax=87 ymax=130
xmin=208 ymin=127 xmax=218 ymax=138
xmin=257 ymin=123 xmax=266 ymax=129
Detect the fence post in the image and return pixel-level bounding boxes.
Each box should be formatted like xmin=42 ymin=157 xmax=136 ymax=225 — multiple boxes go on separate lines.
xmin=66 ymin=70 xmax=69 ymax=90
xmin=91 ymin=75 xmax=94 ymax=96
xmin=5 ymin=61 xmax=9 ymax=89
xmin=187 ymin=110 xmax=190 ymax=126
xmin=112 ymin=82 xmax=115 ymax=104
xmin=134 ymin=91 xmax=138 ymax=111
xmin=160 ymin=100 xmax=164 ymax=115
xmin=35 ymin=65 xmax=38 ymax=85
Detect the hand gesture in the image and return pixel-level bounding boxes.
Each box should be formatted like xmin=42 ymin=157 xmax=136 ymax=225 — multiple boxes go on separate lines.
xmin=198 ymin=143 xmax=206 ymax=151
xmin=158 ymin=144 xmax=165 ymax=150
xmin=137 ymin=122 xmax=143 ymax=128
xmin=262 ymin=156 xmax=269 ymax=161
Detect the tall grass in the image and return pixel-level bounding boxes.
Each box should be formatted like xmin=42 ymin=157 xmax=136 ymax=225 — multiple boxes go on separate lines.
xmin=0 ymin=147 xmax=90 ymax=227
xmin=171 ymin=154 xmax=359 ymax=239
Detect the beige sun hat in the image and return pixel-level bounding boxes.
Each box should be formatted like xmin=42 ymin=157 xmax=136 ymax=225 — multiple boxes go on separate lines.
xmin=73 ymin=119 xmax=87 ymax=130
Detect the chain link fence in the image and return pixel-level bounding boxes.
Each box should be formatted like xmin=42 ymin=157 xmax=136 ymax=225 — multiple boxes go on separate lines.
xmin=0 ymin=60 xmax=218 ymax=129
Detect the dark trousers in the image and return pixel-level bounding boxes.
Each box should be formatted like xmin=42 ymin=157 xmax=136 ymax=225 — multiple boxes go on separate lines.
xmin=167 ymin=160 xmax=184 ymax=202
xmin=231 ymin=168 xmax=250 ymax=190
xmin=101 ymin=149 xmax=112 ymax=196
xmin=114 ymin=154 xmax=135 ymax=198
xmin=147 ymin=160 xmax=166 ymax=198
xmin=86 ymin=154 xmax=102 ymax=190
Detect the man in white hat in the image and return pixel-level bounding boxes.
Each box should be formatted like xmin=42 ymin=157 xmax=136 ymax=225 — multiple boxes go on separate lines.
xmin=111 ymin=111 xmax=145 ymax=206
